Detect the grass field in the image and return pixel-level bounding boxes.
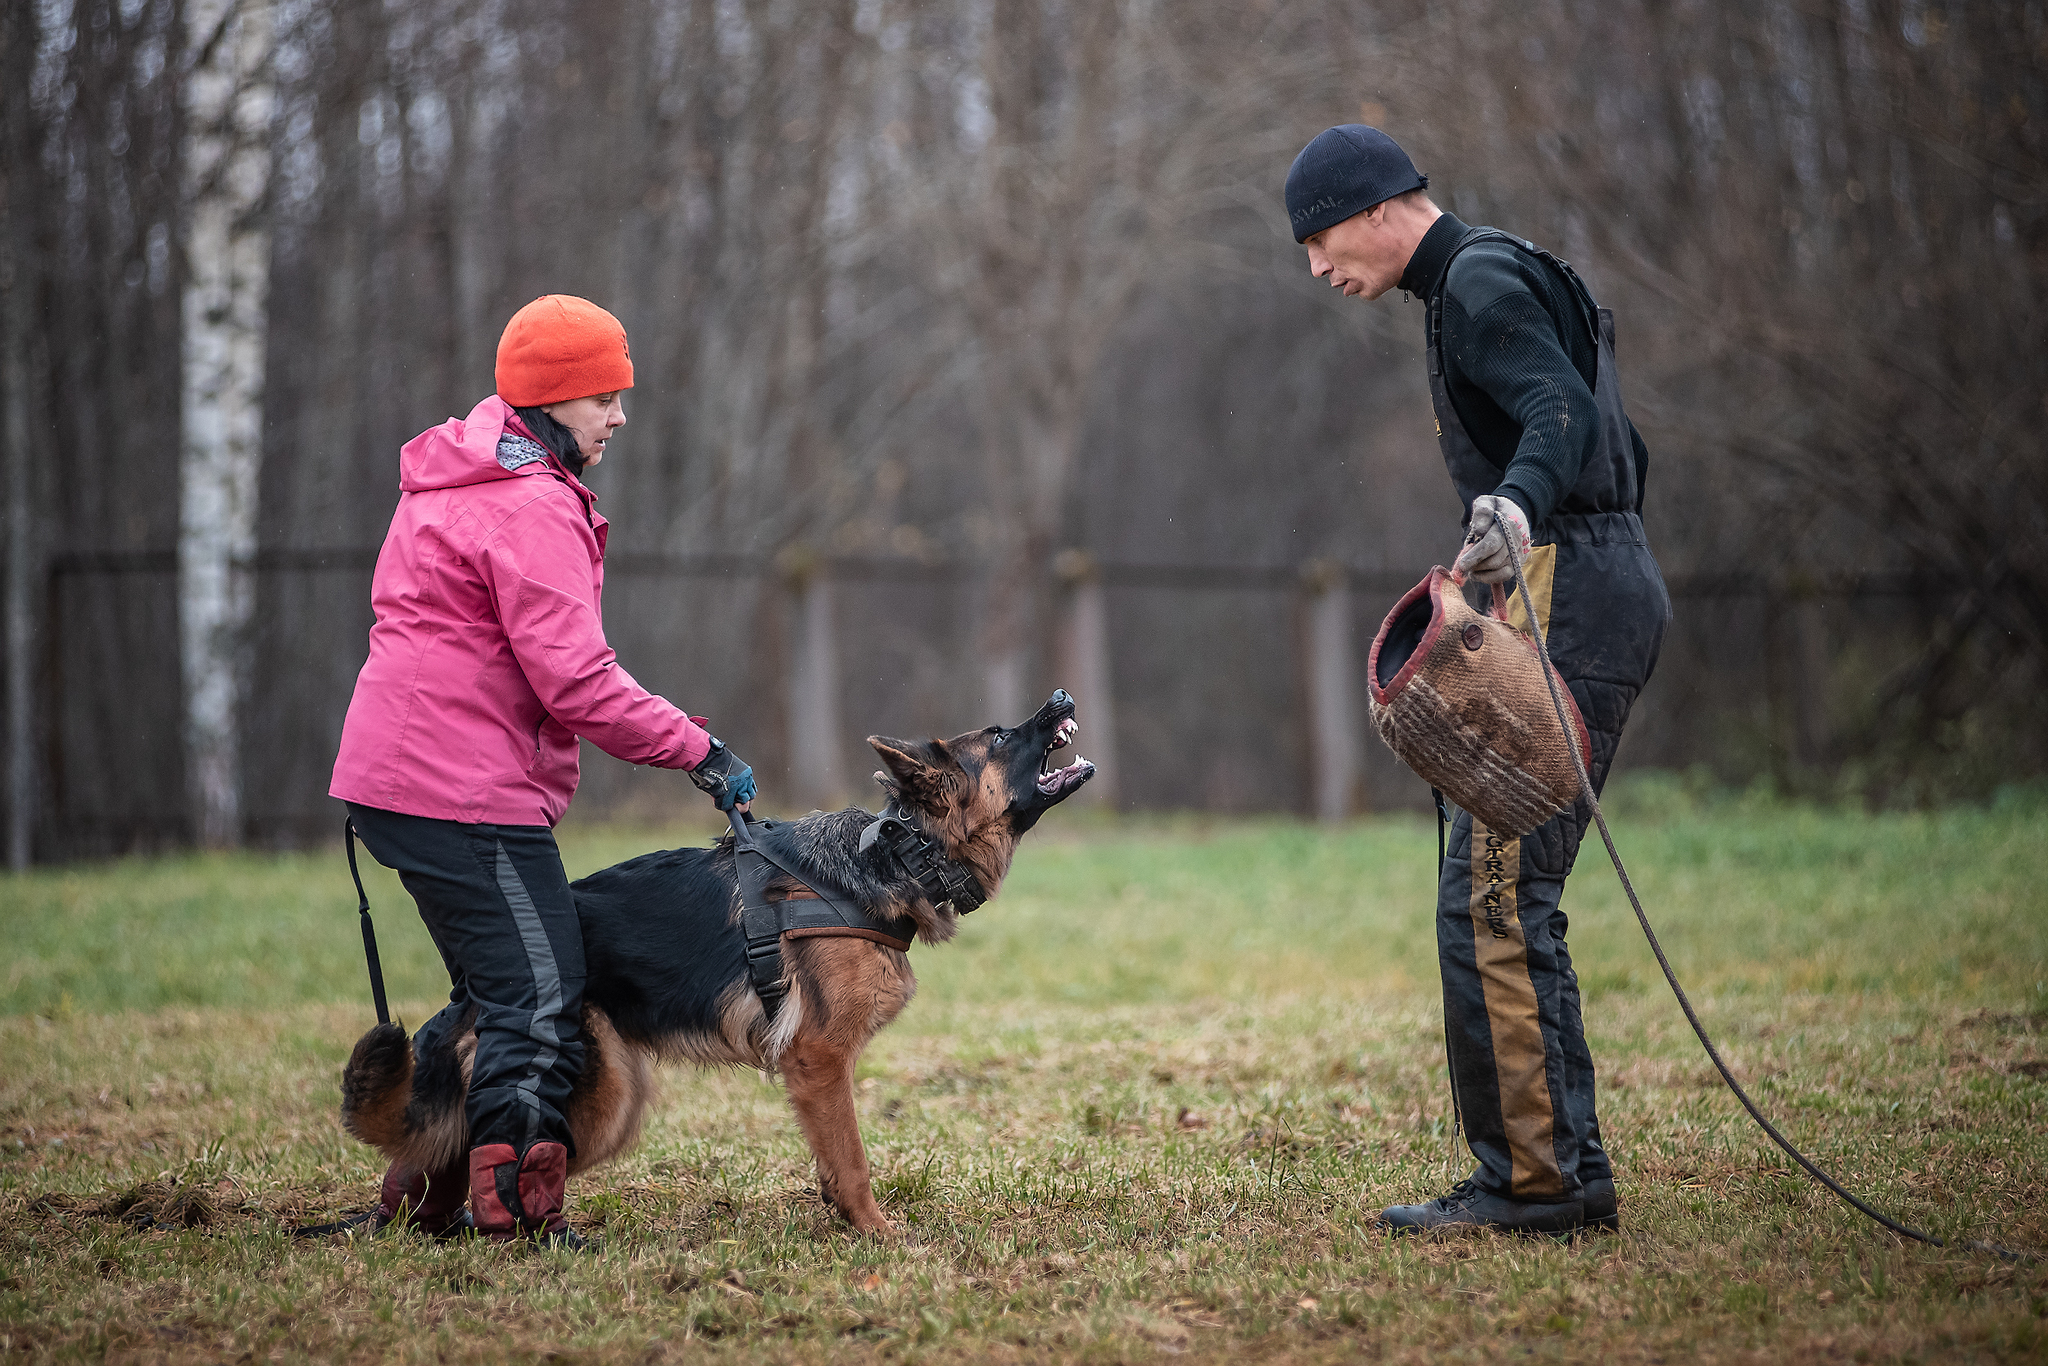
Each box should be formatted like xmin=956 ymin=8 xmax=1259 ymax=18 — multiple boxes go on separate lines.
xmin=2 ymin=781 xmax=2045 ymax=1363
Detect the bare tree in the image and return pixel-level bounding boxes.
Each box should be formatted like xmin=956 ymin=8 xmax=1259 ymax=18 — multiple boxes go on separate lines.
xmin=1 ymin=0 xmax=39 ymax=868
xmin=11 ymin=0 xmax=2046 ymax=854
xmin=180 ymin=0 xmax=274 ymax=847
xmin=866 ymin=2 xmax=1361 ymax=734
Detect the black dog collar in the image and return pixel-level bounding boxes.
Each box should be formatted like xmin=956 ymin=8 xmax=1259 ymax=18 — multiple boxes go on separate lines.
xmin=858 ymin=803 xmax=988 ymax=915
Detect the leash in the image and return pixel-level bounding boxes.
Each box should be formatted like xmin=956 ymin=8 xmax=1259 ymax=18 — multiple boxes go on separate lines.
xmin=343 ymin=818 xmax=391 ymax=1027
xmin=1431 ymin=788 xmax=1466 ymax=1185
xmin=1492 ymin=535 xmax=2035 ymax=1262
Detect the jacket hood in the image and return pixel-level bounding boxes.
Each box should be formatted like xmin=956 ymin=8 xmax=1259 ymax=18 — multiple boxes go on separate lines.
xmin=399 ymin=395 xmax=595 ymax=500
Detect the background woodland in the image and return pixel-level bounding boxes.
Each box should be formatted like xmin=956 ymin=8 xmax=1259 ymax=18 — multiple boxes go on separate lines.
xmin=3 ymin=0 xmax=2044 ymax=858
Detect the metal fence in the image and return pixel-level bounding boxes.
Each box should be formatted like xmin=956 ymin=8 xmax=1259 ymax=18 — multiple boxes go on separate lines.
xmin=6 ymin=547 xmax=1962 ymax=861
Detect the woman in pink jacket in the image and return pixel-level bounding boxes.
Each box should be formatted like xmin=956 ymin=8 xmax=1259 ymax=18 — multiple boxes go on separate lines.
xmin=330 ymin=295 xmax=754 ymax=1248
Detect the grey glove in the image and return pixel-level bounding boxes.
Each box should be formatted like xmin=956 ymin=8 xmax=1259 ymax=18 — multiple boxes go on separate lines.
xmin=1452 ymin=494 xmax=1533 ymax=585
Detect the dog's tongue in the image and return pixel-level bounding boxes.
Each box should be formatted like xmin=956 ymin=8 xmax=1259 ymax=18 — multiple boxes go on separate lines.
xmin=1037 ymin=754 xmax=1094 ymax=795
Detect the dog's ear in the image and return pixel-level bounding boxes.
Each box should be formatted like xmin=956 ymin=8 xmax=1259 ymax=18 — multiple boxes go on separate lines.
xmin=867 ymin=736 xmax=961 ymax=807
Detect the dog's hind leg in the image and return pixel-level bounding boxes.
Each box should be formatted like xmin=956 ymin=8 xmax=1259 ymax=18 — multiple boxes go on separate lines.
xmin=782 ymin=1029 xmax=890 ymax=1234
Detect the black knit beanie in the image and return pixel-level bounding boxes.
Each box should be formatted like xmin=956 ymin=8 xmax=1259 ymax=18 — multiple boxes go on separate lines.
xmin=1285 ymin=125 xmax=1429 ymax=243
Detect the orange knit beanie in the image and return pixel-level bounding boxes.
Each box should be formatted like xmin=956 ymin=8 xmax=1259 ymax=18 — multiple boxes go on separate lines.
xmin=494 ymin=295 xmax=635 ymax=407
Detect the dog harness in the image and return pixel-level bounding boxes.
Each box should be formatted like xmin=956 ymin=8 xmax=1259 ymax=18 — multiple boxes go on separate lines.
xmin=730 ymin=806 xmax=986 ymax=1021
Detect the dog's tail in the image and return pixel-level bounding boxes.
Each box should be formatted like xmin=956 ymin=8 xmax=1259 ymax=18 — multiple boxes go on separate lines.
xmin=340 ymin=1022 xmax=415 ymax=1149
xmin=340 ymin=1019 xmax=470 ymax=1173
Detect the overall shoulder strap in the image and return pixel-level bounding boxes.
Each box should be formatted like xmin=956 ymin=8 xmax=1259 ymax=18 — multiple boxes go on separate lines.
xmin=1431 ymin=228 xmax=1598 ymax=346
xmin=1427 ymin=226 xmax=1516 ymax=299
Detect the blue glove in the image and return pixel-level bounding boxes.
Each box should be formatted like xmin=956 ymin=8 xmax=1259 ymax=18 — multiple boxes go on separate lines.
xmin=688 ymin=736 xmax=755 ymax=812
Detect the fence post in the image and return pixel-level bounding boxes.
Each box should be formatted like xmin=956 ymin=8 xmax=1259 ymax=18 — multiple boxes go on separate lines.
xmin=1788 ymin=579 xmax=1829 ymax=768
xmin=1053 ymin=549 xmax=1116 ymax=806
xmin=1300 ymin=558 xmax=1359 ymax=822
xmin=780 ymin=546 xmax=845 ymax=812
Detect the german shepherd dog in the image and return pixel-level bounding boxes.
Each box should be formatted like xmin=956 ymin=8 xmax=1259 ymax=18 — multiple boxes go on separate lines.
xmin=338 ymin=691 xmax=1095 ymax=1234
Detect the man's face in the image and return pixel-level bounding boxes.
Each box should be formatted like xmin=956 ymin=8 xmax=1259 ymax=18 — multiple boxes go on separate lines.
xmin=1302 ymin=204 xmax=1407 ymax=301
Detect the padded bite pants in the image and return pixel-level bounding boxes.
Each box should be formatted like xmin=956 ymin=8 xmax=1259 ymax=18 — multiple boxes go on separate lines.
xmin=1435 ymin=514 xmax=1668 ymax=1201
xmin=346 ymin=803 xmax=586 ymax=1158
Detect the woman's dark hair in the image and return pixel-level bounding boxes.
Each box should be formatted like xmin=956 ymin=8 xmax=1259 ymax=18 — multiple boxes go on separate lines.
xmin=513 ymin=405 xmax=587 ymax=475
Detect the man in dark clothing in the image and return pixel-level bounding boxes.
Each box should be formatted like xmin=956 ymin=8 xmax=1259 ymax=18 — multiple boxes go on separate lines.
xmin=1285 ymin=125 xmax=1671 ymax=1235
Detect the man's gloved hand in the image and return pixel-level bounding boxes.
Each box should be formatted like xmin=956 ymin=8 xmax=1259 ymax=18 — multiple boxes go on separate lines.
xmin=1452 ymin=494 xmax=1533 ymax=585
xmin=688 ymin=734 xmax=756 ymax=813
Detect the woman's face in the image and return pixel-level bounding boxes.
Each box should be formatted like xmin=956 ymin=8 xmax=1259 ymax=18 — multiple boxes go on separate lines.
xmin=540 ymin=392 xmax=626 ymax=467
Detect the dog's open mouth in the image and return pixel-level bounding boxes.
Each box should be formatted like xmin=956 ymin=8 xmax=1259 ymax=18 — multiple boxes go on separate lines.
xmin=1037 ymin=716 xmax=1093 ymax=797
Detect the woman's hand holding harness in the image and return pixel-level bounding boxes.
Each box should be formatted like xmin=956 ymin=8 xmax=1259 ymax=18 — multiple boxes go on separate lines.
xmin=688 ymin=730 xmax=757 ymax=812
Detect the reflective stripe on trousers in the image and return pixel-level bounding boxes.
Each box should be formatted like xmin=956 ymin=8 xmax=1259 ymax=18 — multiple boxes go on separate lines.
xmin=345 ymin=802 xmax=588 ymax=1156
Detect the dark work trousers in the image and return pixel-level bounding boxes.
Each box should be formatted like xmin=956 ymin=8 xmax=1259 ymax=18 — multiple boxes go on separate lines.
xmin=1434 ymin=518 xmax=1669 ymax=1201
xmin=1422 ymin=227 xmax=1670 ymax=1202
xmin=346 ymin=803 xmax=586 ymax=1158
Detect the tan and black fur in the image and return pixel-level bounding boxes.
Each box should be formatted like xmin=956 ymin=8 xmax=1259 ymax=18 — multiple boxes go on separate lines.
xmin=339 ymin=691 xmax=1094 ymax=1233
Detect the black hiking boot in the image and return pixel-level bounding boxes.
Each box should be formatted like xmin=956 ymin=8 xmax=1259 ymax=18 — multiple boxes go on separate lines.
xmin=290 ymin=1207 xmax=474 ymax=1241
xmin=537 ymin=1224 xmax=596 ymax=1252
xmin=1580 ymin=1177 xmax=1619 ymax=1232
xmin=1378 ymin=1179 xmax=1585 ymax=1235
xmin=422 ymin=1209 xmax=477 ymax=1240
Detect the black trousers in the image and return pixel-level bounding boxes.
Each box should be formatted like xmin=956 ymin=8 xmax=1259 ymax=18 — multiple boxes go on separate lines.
xmin=346 ymin=803 xmax=586 ymax=1157
xmin=1434 ymin=514 xmax=1668 ymax=1201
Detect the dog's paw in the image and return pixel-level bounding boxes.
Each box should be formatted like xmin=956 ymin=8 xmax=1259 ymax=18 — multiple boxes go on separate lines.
xmin=837 ymin=1203 xmax=895 ymax=1236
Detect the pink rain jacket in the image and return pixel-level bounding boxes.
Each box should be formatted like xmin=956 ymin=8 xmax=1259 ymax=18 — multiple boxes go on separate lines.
xmin=330 ymin=395 xmax=711 ymax=826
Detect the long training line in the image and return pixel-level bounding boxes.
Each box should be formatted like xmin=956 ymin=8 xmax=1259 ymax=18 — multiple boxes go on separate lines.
xmin=1493 ymin=537 xmax=2034 ymax=1264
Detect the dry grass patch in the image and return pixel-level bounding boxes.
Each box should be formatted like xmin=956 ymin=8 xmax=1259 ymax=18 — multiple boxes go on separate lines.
xmin=3 ymin=799 xmax=2046 ymax=1362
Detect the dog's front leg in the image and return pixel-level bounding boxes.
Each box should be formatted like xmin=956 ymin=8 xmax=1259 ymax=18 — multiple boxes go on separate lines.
xmin=781 ymin=1035 xmax=891 ymax=1234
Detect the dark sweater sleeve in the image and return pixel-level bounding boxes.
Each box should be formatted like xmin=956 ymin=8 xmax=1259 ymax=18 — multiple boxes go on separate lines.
xmin=1442 ymin=254 xmax=1601 ymax=527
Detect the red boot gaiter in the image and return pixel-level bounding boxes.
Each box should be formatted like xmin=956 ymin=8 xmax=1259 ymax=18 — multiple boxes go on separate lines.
xmin=469 ymin=1142 xmax=568 ymax=1240
xmin=378 ymin=1156 xmax=469 ymax=1235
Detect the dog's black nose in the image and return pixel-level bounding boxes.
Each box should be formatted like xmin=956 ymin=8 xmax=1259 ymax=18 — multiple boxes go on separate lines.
xmin=1047 ymin=689 xmax=1072 ymax=710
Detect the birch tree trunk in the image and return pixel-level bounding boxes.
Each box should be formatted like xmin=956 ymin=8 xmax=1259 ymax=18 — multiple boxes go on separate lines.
xmin=180 ymin=0 xmax=272 ymax=848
